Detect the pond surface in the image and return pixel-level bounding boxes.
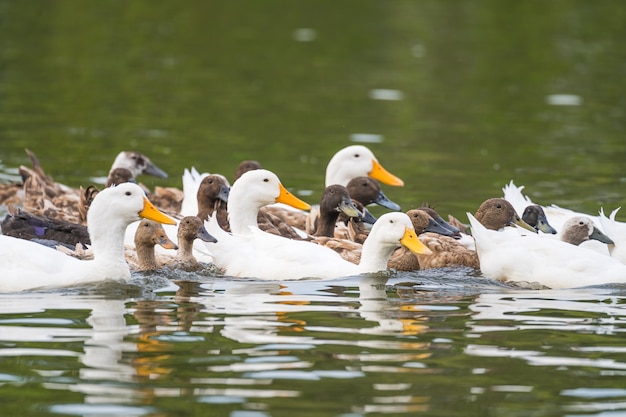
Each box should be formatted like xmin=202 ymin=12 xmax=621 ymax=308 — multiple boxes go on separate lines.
xmin=1 ymin=1 xmax=626 ymax=416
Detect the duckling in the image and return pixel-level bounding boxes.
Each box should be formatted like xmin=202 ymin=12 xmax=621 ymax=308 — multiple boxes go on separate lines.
xmin=127 ymin=219 xmax=178 ymax=272
xmin=173 ymin=216 xmax=218 ymax=271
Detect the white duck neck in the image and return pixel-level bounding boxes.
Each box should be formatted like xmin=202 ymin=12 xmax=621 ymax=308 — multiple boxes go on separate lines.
xmin=358 ymin=238 xmax=397 ymax=273
xmin=227 ymin=185 xmax=265 ymax=236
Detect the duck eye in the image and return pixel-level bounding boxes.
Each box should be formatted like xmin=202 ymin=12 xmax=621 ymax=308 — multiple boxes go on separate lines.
xmin=354 ymin=153 xmax=360 ymax=158
xmin=125 ymin=191 xmax=132 ymax=196
xmin=496 ymin=204 xmax=502 ymax=209
xmin=263 ymin=178 xmax=269 ymax=182
xmin=579 ymin=221 xmax=584 ymax=225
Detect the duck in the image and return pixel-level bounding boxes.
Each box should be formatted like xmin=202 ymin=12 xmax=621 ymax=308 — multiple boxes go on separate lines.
xmin=1 ymin=206 xmax=91 ymax=248
xmin=307 ymin=184 xmax=361 ymax=238
xmin=0 ymin=182 xmax=176 ymax=292
xmin=417 ymin=206 xmax=462 ymax=238
xmin=171 ymin=216 xmax=218 ymax=271
xmin=467 ymin=212 xmax=626 ymax=289
xmin=558 ymin=216 xmax=614 ymax=246
xmin=345 ymin=176 xmax=401 ymax=211
xmin=205 ymin=169 xmax=434 ymax=279
xmin=391 ymin=199 xmax=537 ymax=271
xmin=521 ymin=205 xmax=557 ymax=234
xmin=325 ymin=145 xmax=404 ymax=187
xmin=502 ymin=180 xmax=601 ymax=232
xmin=474 ymin=198 xmax=535 ymax=232
xmin=11 ymin=149 xmax=168 ymax=225
xmin=388 ymin=209 xmax=475 ymax=270
xmin=195 ymin=174 xmax=230 ymax=229
xmin=180 ymin=158 xmax=257 ymax=218
xmin=234 ymin=160 xmax=263 ymax=180
xmin=256 ymin=145 xmax=406 ymax=236
xmin=108 ymin=151 xmax=168 ymax=180
xmin=180 ymin=167 xmax=228 ymax=217
xmin=504 ymin=182 xmax=625 ymax=255
xmin=126 ymin=219 xmax=179 ymax=272
xmin=209 ymin=207 xmax=432 ymax=280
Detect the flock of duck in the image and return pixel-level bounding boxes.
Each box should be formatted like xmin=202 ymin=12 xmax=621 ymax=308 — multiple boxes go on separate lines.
xmin=1 ymin=145 xmax=625 ymax=292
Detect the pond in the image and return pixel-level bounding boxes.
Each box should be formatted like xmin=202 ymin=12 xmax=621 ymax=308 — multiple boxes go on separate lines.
xmin=1 ymin=1 xmax=626 ymax=416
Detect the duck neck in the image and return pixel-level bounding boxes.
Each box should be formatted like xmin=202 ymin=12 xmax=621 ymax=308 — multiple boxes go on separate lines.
xmin=177 ymin=237 xmax=195 ymax=262
xmin=315 ymin=210 xmax=340 ymax=237
xmin=136 ymin=243 xmax=158 ymax=271
xmin=89 ymin=220 xmax=128 ymax=268
xmin=228 ymin=194 xmax=263 ymax=235
xmin=358 ymin=239 xmax=396 ymax=273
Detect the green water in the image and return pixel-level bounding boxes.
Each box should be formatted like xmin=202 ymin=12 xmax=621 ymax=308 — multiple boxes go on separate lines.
xmin=1 ymin=1 xmax=626 ymax=416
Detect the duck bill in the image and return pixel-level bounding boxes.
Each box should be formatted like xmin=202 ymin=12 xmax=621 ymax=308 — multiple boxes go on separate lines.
xmin=360 ymin=207 xmax=378 ymax=225
xmin=276 ymin=183 xmax=311 ymax=210
xmin=197 ymin=225 xmax=218 ymax=243
xmin=537 ymin=219 xmax=558 ymax=234
xmin=512 ymin=215 xmax=537 ymax=233
xmin=140 ymin=196 xmax=177 ymax=225
xmin=369 ymin=159 xmax=404 ymax=186
xmin=400 ymin=227 xmax=432 ymax=255
xmin=590 ymin=226 xmax=615 ymax=245
xmin=374 ymin=191 xmax=401 ymax=211
xmin=338 ymin=197 xmax=361 ymax=218
xmin=218 ymin=185 xmax=230 ymax=203
xmin=424 ymin=218 xmax=456 ymax=236
xmin=157 ymin=235 xmax=178 ymax=250
xmin=143 ymin=160 xmax=168 ymax=178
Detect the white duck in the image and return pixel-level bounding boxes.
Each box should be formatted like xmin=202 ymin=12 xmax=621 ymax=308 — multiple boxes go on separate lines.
xmin=467 ymin=212 xmax=626 ymax=289
xmin=0 ymin=183 xmax=176 ymax=292
xmin=205 ymin=169 xmax=431 ymax=279
xmin=325 ymin=145 xmax=404 ymax=187
xmin=503 ymin=180 xmax=626 ymax=257
xmin=502 ymin=180 xmax=600 ymax=232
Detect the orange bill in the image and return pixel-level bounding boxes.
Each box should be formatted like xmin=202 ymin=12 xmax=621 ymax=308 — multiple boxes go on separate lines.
xmin=276 ymin=183 xmax=312 ymax=211
xmin=369 ymin=159 xmax=404 ymax=186
xmin=400 ymin=227 xmax=432 ymax=255
xmin=139 ymin=196 xmax=177 ymax=225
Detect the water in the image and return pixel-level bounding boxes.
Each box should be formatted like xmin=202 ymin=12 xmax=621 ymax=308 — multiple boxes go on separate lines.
xmin=1 ymin=1 xmax=626 ymax=416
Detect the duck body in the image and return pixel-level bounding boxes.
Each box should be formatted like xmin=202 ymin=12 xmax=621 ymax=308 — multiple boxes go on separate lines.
xmin=502 ymin=181 xmax=600 ymax=232
xmin=0 ymin=183 xmax=175 ymax=292
xmin=389 ymin=209 xmax=476 ymax=271
xmin=468 ymin=212 xmax=626 ymax=289
xmin=1 ymin=208 xmax=91 ymax=248
xmin=209 ymin=212 xmax=431 ymax=280
xmin=599 ymin=208 xmax=626 ymax=264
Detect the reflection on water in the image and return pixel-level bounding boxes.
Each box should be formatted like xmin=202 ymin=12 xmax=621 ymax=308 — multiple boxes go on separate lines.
xmin=1 ymin=1 xmax=626 ymax=415
xmin=1 ymin=277 xmax=626 ymax=416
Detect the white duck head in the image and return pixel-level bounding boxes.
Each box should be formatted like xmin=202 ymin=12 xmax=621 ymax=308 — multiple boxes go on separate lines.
xmin=325 ymin=145 xmax=404 ymax=187
xmin=228 ymin=169 xmax=311 ymax=235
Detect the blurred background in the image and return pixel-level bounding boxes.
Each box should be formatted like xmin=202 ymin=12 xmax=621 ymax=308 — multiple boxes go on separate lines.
xmin=1 ymin=0 xmax=624 ymax=219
